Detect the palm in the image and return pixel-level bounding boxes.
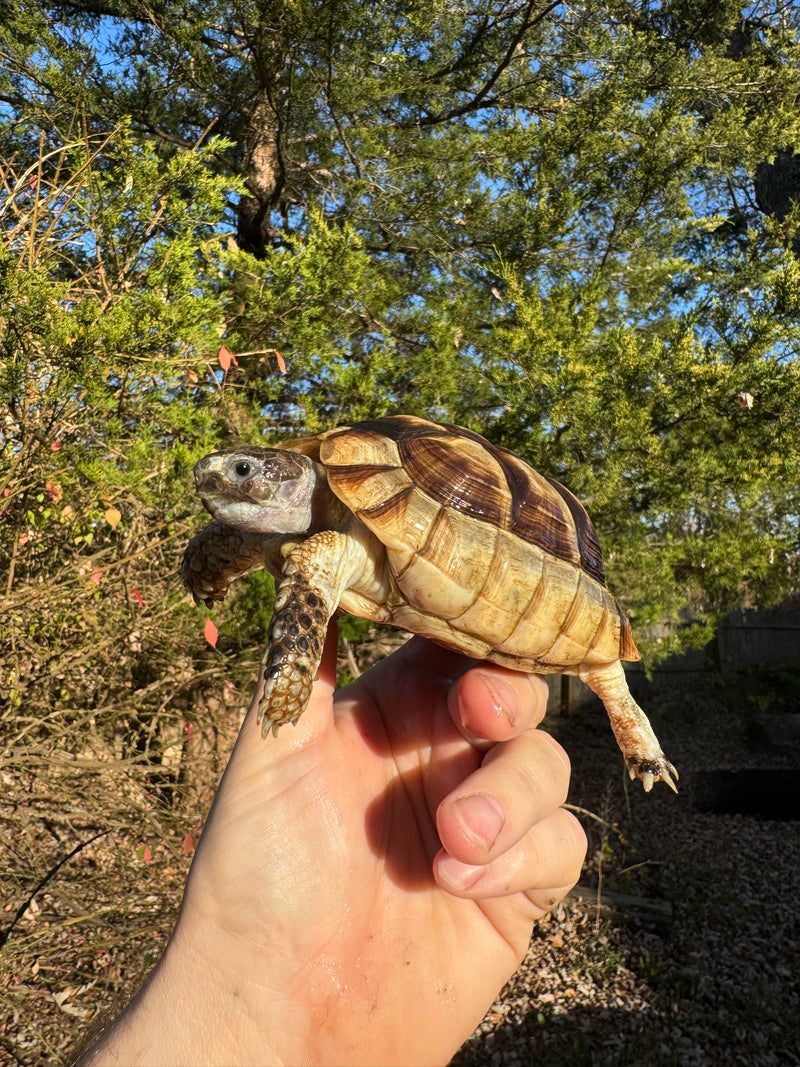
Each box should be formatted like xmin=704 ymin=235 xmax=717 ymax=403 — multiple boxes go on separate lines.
xmin=179 ymin=630 xmax=580 ymax=1066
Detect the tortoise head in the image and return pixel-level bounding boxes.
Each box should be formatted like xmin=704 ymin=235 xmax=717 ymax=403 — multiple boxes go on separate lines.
xmin=193 ymin=446 xmax=324 ymax=533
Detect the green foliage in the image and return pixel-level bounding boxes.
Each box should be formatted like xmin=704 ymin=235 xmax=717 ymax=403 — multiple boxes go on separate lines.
xmin=1 ymin=1 xmax=798 ymax=716
xmin=0 ymin=124 xmax=250 ymax=745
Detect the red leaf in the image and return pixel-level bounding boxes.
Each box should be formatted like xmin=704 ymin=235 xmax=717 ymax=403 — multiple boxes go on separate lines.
xmin=218 ymin=345 xmax=238 ymax=371
xmin=89 ymin=570 xmax=102 ymax=585
xmin=183 ymin=717 xmax=193 ymax=737
xmin=182 ymin=832 xmax=196 ymax=856
xmin=204 ymin=617 xmax=219 ymax=647
xmin=275 ymin=350 xmax=287 ymax=374
xmin=51 ymin=441 xmax=61 ymax=452
xmin=142 ymin=844 xmax=152 ymax=864
xmin=132 ymin=588 xmax=144 ymax=607
xmin=45 ymin=480 xmax=62 ymax=503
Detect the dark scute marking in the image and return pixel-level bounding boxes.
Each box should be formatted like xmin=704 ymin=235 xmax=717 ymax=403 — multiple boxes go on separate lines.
xmin=325 ymin=463 xmax=399 ymax=499
xmin=298 ymin=613 xmax=312 ymax=629
xmin=398 ymin=435 xmax=507 ymax=526
xmin=361 ymin=483 xmax=415 ymax=523
xmin=339 ymin=417 xmax=608 ymax=582
xmin=491 ymin=449 xmax=581 ymax=566
xmin=443 ymin=422 xmax=498 ymax=449
xmin=542 ymin=475 xmax=606 ymax=585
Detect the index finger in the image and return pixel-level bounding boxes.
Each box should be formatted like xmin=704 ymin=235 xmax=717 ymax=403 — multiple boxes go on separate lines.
xmin=448 ymin=665 xmax=550 ymax=746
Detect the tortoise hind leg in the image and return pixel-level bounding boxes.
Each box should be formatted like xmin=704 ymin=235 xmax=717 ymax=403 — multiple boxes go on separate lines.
xmin=579 ymin=661 xmax=678 ymax=793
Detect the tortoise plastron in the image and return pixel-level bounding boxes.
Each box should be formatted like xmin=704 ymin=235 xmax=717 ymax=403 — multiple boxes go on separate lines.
xmin=182 ymin=415 xmax=677 ymax=792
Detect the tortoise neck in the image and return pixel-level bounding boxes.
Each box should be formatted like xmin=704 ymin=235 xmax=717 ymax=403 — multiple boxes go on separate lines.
xmin=308 ymin=460 xmax=351 ymax=534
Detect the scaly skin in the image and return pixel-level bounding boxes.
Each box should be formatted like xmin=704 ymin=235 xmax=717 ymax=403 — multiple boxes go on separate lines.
xmin=181 ymin=521 xmax=281 ymax=606
xmin=259 ymin=571 xmax=332 ymax=736
xmin=258 ymin=530 xmax=358 ymax=736
xmin=579 ymin=661 xmax=678 ymax=792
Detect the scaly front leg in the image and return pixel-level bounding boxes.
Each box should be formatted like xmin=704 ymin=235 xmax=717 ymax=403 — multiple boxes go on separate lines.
xmin=182 ymin=521 xmax=278 ymax=606
xmin=258 ymin=531 xmax=353 ymax=737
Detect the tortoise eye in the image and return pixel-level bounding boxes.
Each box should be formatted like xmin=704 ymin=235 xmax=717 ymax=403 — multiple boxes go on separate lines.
xmin=234 ymin=461 xmax=252 ymax=478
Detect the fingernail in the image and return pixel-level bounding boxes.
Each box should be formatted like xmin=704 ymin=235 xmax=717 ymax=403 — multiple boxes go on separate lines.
xmin=452 ymin=794 xmax=504 ymax=851
xmin=437 ymin=856 xmax=483 ymax=891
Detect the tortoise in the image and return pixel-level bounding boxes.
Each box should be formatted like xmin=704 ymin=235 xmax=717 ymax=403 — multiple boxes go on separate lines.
xmin=181 ymin=414 xmax=677 ymax=792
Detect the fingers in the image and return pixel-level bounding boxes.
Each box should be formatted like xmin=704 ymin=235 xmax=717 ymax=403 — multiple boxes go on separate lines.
xmin=436 ymin=728 xmax=571 ymax=865
xmin=448 ymin=664 xmax=550 ymax=746
xmin=436 ymin=672 xmax=586 ymax=913
xmin=434 ymin=805 xmax=586 ymax=914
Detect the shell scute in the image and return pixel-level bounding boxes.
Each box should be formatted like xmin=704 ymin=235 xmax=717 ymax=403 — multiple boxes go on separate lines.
xmin=501 ymin=555 xmax=581 ymax=659
xmin=319 ymin=424 xmax=402 ymax=469
xmin=491 ymin=449 xmax=584 ymax=571
xmin=358 ymin=484 xmax=440 ymax=571
xmin=542 ymin=474 xmax=606 ymax=584
xmin=397 ymin=432 xmax=511 ymax=529
xmin=326 ymin=463 xmax=409 ymax=515
xmin=396 ymin=506 xmax=496 ymax=619
xmin=452 ymin=528 xmax=539 ymax=643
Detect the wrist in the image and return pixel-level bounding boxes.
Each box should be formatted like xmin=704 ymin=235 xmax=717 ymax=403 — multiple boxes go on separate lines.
xmin=79 ymin=913 xmax=289 ymax=1066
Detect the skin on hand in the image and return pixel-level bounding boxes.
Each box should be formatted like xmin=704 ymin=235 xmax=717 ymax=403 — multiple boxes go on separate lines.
xmin=79 ymin=626 xmax=586 ymax=1067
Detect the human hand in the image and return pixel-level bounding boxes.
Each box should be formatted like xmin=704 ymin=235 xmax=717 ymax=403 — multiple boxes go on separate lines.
xmin=81 ymin=624 xmax=586 ymax=1067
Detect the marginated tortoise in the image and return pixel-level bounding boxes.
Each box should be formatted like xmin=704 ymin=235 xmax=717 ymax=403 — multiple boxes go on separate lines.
xmin=182 ymin=414 xmax=677 ymax=792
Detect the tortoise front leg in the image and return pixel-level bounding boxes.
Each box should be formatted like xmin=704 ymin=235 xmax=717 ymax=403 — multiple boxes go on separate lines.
xmin=258 ymin=531 xmax=353 ymax=736
xmin=182 ymin=521 xmax=277 ymax=606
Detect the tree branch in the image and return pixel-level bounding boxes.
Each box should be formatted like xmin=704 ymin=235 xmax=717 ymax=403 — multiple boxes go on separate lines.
xmin=393 ymin=0 xmax=560 ymax=129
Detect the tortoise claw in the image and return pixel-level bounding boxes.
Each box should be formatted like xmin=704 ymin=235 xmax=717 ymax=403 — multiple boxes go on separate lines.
xmin=628 ymin=757 xmax=679 ymax=794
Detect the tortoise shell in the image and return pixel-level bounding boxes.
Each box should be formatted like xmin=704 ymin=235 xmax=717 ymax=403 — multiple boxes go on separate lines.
xmin=184 ymin=413 xmax=676 ymax=790
xmin=285 ymin=414 xmax=639 ymax=673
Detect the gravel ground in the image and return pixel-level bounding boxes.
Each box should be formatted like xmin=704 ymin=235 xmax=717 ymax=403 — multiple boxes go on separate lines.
xmin=451 ymin=673 xmax=800 ymax=1067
